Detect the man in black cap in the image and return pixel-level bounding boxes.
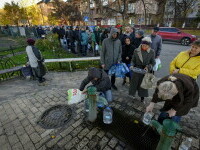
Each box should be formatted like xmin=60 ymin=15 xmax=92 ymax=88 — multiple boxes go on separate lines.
xmin=150 ymin=27 xmax=162 ymax=58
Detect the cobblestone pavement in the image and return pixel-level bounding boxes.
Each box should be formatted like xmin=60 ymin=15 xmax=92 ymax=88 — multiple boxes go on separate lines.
xmin=0 ymin=71 xmax=199 ymax=150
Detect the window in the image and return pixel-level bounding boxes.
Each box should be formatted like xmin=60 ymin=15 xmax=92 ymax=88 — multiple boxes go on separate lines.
xmin=168 ymin=28 xmax=179 ymax=32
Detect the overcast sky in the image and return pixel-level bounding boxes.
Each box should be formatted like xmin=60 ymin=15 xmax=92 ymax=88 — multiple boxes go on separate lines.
xmin=0 ymin=0 xmax=41 ymax=8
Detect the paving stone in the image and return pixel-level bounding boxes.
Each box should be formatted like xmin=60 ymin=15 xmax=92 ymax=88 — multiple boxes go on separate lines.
xmin=108 ymin=137 xmax=118 ymax=148
xmin=78 ymin=128 xmax=90 ymax=139
xmin=23 ymin=141 xmax=36 ymax=150
xmin=12 ymin=142 xmax=24 ymax=150
xmin=8 ymin=134 xmax=19 ymax=145
xmin=64 ymin=137 xmax=80 ymax=149
xmin=46 ymin=135 xmax=62 ymax=148
xmin=60 ymin=126 xmax=74 ymax=137
xmin=72 ymin=119 xmax=83 ymax=128
xmin=40 ymin=129 xmax=54 ymax=138
xmin=0 ymin=135 xmax=8 ymax=145
xmin=18 ymin=133 xmax=31 ymax=145
xmin=57 ymin=134 xmax=72 ymax=147
xmin=76 ymin=137 xmax=89 ymax=149
xmin=115 ymin=145 xmax=124 ymax=150
xmin=25 ymin=124 xmax=35 ymax=135
xmin=15 ymin=126 xmax=26 ymax=136
xmin=87 ymin=135 xmax=100 ymax=149
xmin=1 ymin=143 xmax=12 ymax=150
xmin=97 ymin=131 xmax=106 ymax=138
xmin=97 ymin=136 xmax=109 ymax=149
xmin=71 ymin=126 xmax=83 ymax=137
xmin=37 ymin=145 xmax=46 ymax=150
xmin=103 ymin=145 xmax=112 ymax=150
xmin=30 ymin=132 xmax=41 ymax=144
xmin=86 ymin=128 xmax=99 ymax=139
xmin=20 ymin=118 xmax=31 ymax=127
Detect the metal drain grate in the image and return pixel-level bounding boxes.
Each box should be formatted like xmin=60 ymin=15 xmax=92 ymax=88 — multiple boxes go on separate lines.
xmin=94 ymin=108 xmax=160 ymax=150
xmin=37 ymin=105 xmax=73 ymax=129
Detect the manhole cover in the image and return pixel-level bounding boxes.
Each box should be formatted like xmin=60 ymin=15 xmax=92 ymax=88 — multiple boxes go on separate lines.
xmin=37 ymin=105 xmax=73 ymax=129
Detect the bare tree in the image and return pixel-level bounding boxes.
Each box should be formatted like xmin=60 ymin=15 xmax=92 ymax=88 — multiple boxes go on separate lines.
xmin=155 ymin=0 xmax=168 ymax=25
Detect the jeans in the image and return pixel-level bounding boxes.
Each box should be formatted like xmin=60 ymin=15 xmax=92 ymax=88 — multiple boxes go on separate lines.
xmin=158 ymin=111 xmax=181 ymax=124
xmin=99 ymin=90 xmax=113 ymax=102
xmin=81 ymin=45 xmax=87 ymax=56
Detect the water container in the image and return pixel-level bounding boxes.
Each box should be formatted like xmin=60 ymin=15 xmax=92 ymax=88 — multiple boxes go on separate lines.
xmin=143 ymin=112 xmax=153 ymax=125
xmin=132 ymin=67 xmax=147 ymax=74
xmin=103 ymin=107 xmax=113 ymax=124
xmin=179 ymin=138 xmax=192 ymax=150
xmin=85 ymin=99 xmax=89 ymax=112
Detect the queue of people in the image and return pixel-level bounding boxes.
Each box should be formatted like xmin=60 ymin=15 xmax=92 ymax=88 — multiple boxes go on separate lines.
xmin=25 ymin=25 xmax=200 ymax=125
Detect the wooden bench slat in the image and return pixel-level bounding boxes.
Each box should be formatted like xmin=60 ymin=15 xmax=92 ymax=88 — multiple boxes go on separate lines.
xmin=44 ymin=57 xmax=100 ymax=63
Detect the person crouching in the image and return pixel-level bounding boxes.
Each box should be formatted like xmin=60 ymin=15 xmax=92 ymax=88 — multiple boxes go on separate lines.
xmin=79 ymin=67 xmax=112 ymax=103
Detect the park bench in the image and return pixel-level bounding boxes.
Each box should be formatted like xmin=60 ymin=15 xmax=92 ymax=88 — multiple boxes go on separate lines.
xmin=44 ymin=57 xmax=100 ymax=71
xmin=0 ymin=55 xmax=23 ymax=81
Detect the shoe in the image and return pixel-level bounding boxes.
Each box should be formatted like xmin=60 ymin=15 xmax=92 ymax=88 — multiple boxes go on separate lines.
xmin=141 ymin=97 xmax=145 ymax=103
xmin=38 ymin=82 xmax=46 ymax=86
xmin=122 ymin=78 xmax=126 ymax=85
xmin=111 ymin=85 xmax=118 ymax=90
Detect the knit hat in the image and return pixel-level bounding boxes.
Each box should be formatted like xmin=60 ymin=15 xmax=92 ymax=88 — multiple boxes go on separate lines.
xmin=141 ymin=37 xmax=152 ymax=45
xmin=27 ymin=38 xmax=35 ymax=45
xmin=153 ymin=27 xmax=159 ymax=32
xmin=136 ymin=30 xmax=144 ymax=36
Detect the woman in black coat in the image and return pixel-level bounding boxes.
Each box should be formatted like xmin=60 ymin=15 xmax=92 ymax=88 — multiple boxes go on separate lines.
xmin=134 ymin=30 xmax=144 ymax=48
xmin=121 ymin=37 xmax=136 ymax=85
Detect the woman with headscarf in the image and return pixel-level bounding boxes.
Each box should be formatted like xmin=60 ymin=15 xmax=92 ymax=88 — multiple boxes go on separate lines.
xmin=146 ymin=73 xmax=199 ymax=123
xmin=26 ymin=39 xmax=46 ymax=85
xmin=129 ymin=37 xmax=155 ymax=102
xmin=121 ymin=37 xmax=135 ymax=85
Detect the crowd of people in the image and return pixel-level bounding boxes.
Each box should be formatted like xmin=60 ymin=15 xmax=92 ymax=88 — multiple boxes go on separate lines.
xmin=25 ymin=25 xmax=200 ymax=124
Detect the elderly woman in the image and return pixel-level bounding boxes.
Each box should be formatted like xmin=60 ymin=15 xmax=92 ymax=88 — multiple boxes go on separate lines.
xmin=129 ymin=37 xmax=155 ymax=102
xmin=26 ymin=39 xmax=46 ymax=85
xmin=170 ymin=40 xmax=200 ymax=79
xmin=146 ymin=74 xmax=199 ymax=123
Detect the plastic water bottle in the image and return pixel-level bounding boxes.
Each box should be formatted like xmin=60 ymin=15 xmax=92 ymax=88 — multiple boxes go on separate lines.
xmin=103 ymin=107 xmax=113 ymax=124
xmin=132 ymin=67 xmax=147 ymax=74
xmin=179 ymin=138 xmax=192 ymax=150
xmin=85 ymin=99 xmax=89 ymax=112
xmin=143 ymin=112 xmax=153 ymax=125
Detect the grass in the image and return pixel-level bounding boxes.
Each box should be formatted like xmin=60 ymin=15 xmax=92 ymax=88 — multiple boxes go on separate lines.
xmin=0 ymin=47 xmax=25 ymax=56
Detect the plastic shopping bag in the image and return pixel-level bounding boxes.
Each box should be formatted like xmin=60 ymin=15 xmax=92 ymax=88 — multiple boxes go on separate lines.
xmin=153 ymin=58 xmax=162 ymax=71
xmin=67 ymin=89 xmax=87 ymax=105
xmin=108 ymin=63 xmax=129 ymax=78
xmin=95 ymin=44 xmax=99 ymax=51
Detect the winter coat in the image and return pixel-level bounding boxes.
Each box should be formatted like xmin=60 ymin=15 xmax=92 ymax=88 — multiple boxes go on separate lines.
xmin=134 ymin=36 xmax=144 ymax=48
xmin=151 ymin=73 xmax=199 ymax=116
xmin=80 ymin=31 xmax=89 ymax=46
xmin=74 ymin=30 xmax=81 ymax=41
xmin=170 ymin=50 xmax=200 ymax=79
xmin=92 ymin=29 xmax=101 ymax=44
xmin=122 ymin=44 xmax=135 ymax=64
xmin=79 ymin=68 xmax=111 ymax=92
xmin=150 ymin=34 xmax=162 ymax=57
xmin=100 ymin=28 xmax=122 ymax=70
xmin=101 ymin=32 xmax=108 ymax=43
xmin=68 ymin=30 xmax=75 ymax=42
xmin=129 ymin=46 xmax=155 ymax=97
xmin=57 ymin=28 xmax=65 ymax=39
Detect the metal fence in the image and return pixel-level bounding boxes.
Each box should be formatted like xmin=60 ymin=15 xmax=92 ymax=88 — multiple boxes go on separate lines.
xmin=0 ymin=26 xmax=40 ymax=38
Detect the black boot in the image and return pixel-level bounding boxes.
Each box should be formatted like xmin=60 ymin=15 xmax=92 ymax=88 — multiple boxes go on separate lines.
xmin=141 ymin=97 xmax=144 ymax=102
xmin=111 ymin=84 xmax=118 ymax=90
xmin=122 ymin=77 xmax=126 ymax=85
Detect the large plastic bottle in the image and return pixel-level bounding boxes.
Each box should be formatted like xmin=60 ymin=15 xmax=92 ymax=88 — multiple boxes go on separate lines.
xmin=103 ymin=107 xmax=113 ymax=124
xmin=179 ymin=138 xmax=192 ymax=150
xmin=143 ymin=112 xmax=153 ymax=125
xmin=85 ymin=99 xmax=89 ymax=112
xmin=132 ymin=67 xmax=147 ymax=74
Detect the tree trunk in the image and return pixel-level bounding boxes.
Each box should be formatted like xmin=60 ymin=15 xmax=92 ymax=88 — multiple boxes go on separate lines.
xmin=155 ymin=0 xmax=168 ymax=26
xmin=141 ymin=0 xmax=147 ymax=25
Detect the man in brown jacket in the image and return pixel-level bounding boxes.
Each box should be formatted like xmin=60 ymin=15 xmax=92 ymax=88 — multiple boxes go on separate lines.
xmin=146 ymin=73 xmax=199 ymax=123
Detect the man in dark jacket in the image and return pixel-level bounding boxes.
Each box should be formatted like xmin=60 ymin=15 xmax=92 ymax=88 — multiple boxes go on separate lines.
xmin=150 ymin=27 xmax=162 ymax=58
xmin=101 ymin=28 xmax=122 ymax=90
xmin=146 ymin=73 xmax=199 ymax=123
xmin=68 ymin=26 xmax=76 ymax=54
xmin=79 ymin=67 xmax=112 ymax=102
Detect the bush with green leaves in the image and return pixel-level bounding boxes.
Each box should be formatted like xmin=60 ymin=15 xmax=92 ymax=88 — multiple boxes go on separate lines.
xmin=35 ymin=33 xmax=60 ymax=52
